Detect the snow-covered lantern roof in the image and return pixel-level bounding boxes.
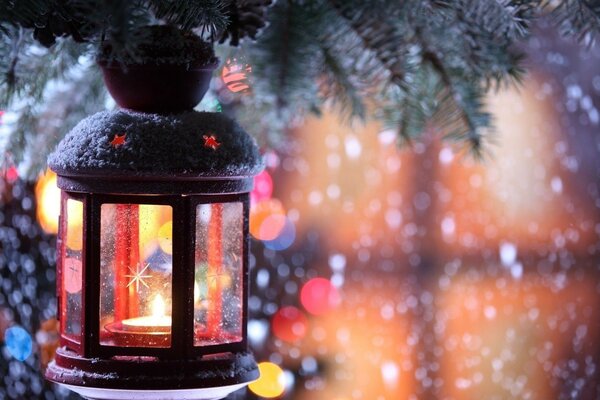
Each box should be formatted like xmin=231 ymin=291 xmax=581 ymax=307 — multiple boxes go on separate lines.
xmin=44 ymin=109 xmax=262 ymax=400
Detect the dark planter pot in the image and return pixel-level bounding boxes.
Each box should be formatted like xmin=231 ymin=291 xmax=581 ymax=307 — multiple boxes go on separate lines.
xmin=99 ymin=62 xmax=218 ymax=114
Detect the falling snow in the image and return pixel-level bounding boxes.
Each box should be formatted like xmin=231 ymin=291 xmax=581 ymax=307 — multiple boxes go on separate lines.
xmin=2 ymin=18 xmax=600 ymax=400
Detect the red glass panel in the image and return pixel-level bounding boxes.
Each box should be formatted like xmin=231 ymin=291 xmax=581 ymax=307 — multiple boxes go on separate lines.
xmin=99 ymin=203 xmax=173 ymax=348
xmin=60 ymin=198 xmax=84 ymax=346
xmin=194 ymin=202 xmax=243 ymax=346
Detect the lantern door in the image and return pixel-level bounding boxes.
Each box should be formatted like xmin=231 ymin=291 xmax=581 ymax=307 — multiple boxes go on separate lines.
xmin=90 ymin=195 xmax=185 ymax=357
xmin=58 ymin=192 xmax=86 ymax=353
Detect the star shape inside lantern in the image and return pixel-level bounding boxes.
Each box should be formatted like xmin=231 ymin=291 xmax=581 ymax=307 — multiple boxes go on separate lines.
xmin=203 ymin=135 xmax=221 ymax=150
xmin=125 ymin=263 xmax=152 ymax=292
xmin=110 ymin=133 xmax=126 ymax=147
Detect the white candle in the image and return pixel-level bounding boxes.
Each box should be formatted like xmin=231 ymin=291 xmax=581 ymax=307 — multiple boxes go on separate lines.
xmin=121 ymin=294 xmax=171 ymax=331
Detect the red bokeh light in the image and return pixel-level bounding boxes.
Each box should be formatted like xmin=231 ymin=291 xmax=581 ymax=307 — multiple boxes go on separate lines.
xmin=272 ymin=306 xmax=308 ymax=343
xmin=251 ymin=170 xmax=273 ymax=204
xmin=300 ymin=278 xmax=341 ymax=316
xmin=4 ymin=166 xmax=18 ymax=183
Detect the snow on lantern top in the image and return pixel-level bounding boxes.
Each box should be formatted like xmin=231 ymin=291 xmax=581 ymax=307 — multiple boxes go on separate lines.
xmin=48 ymin=109 xmax=263 ymax=179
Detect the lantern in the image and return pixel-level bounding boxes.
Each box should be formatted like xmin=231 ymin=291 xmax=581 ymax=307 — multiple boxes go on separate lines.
xmin=44 ymin=109 xmax=262 ymax=399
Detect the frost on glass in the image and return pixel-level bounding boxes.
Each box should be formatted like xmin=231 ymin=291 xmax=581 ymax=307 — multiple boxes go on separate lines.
xmin=61 ymin=198 xmax=83 ymax=344
xmin=99 ymin=204 xmax=173 ymax=348
xmin=194 ymin=202 xmax=243 ymax=346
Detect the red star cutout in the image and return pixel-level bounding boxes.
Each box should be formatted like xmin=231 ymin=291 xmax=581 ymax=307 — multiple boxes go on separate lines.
xmin=203 ymin=135 xmax=221 ymax=150
xmin=110 ymin=133 xmax=126 ymax=147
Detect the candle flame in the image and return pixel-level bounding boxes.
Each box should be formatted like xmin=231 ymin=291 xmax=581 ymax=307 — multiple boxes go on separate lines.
xmin=152 ymin=294 xmax=166 ymax=318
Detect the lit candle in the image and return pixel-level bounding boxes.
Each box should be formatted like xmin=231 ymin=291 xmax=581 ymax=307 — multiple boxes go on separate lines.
xmin=121 ymin=294 xmax=171 ymax=332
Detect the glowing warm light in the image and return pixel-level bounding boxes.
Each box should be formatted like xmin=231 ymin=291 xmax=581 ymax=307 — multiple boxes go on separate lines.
xmin=194 ymin=281 xmax=201 ymax=303
xmin=158 ymin=221 xmax=173 ymax=254
xmin=65 ymin=199 xmax=84 ymax=251
xmin=35 ymin=170 xmax=61 ymax=234
xmin=208 ymin=272 xmax=232 ymax=290
xmin=272 ymin=306 xmax=308 ymax=343
xmin=138 ymin=205 xmax=162 ymax=258
xmin=152 ymin=294 xmax=166 ymax=318
xmin=250 ymin=199 xmax=286 ymax=241
xmin=300 ymin=278 xmax=341 ymax=316
xmin=122 ymin=294 xmax=171 ymax=329
xmin=248 ymin=362 xmax=286 ymax=398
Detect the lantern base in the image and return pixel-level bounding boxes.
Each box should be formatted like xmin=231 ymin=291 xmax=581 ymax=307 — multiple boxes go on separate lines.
xmin=46 ymin=347 xmax=259 ymax=400
xmin=59 ymin=383 xmax=248 ymax=400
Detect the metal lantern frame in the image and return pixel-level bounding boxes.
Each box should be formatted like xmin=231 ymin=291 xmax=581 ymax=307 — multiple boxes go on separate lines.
xmin=47 ymin=172 xmax=259 ymax=395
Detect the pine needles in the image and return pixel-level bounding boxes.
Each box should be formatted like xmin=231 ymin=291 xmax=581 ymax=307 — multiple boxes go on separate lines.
xmin=1 ymin=0 xmax=600 ymax=174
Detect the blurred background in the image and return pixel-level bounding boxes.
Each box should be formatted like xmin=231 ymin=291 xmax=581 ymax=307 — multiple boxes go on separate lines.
xmin=1 ymin=20 xmax=600 ymax=400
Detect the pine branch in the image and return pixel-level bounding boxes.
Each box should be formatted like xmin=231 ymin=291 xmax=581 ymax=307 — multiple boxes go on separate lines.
xmin=247 ymin=0 xmax=323 ymax=116
xmin=148 ymin=0 xmax=228 ymax=36
xmin=548 ymin=0 xmax=600 ymax=43
xmin=319 ymin=43 xmax=367 ymax=120
xmin=325 ymin=0 xmax=411 ymax=89
xmin=420 ymin=48 xmax=490 ymax=156
xmin=2 ymin=60 xmax=107 ymax=177
xmin=2 ymin=0 xmax=600 ymax=165
xmin=218 ymin=0 xmax=273 ymax=46
xmin=1 ymin=31 xmax=85 ymax=108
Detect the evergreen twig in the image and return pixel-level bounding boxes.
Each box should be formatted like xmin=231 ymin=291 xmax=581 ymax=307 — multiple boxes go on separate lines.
xmin=0 ymin=0 xmax=599 ymax=171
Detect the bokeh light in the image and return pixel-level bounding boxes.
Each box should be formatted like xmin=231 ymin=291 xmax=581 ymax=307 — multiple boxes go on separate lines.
xmin=3 ymin=165 xmax=18 ymax=183
xmin=248 ymin=361 xmax=286 ymax=398
xmin=139 ymin=204 xmax=162 ymax=258
xmin=4 ymin=326 xmax=32 ymax=361
xmin=250 ymin=199 xmax=286 ymax=241
xmin=258 ymin=214 xmax=287 ymax=242
xmin=66 ymin=199 xmax=83 ymax=251
xmin=272 ymin=306 xmax=308 ymax=343
xmin=35 ymin=169 xmax=60 ymax=234
xmin=263 ymin=217 xmax=296 ymax=251
xmin=251 ymin=170 xmax=273 ymax=204
xmin=157 ymin=220 xmax=173 ymax=254
xmin=300 ymin=278 xmax=341 ymax=316
xmin=63 ymin=258 xmax=83 ymax=294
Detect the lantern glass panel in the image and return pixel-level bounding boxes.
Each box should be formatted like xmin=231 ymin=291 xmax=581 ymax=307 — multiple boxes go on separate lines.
xmin=99 ymin=203 xmax=173 ymax=348
xmin=61 ymin=198 xmax=84 ymax=343
xmin=194 ymin=202 xmax=243 ymax=346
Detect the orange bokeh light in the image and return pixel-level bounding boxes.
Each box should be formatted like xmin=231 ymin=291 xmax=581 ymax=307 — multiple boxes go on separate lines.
xmin=250 ymin=199 xmax=286 ymax=241
xmin=157 ymin=220 xmax=173 ymax=255
xmin=35 ymin=169 xmax=61 ymax=234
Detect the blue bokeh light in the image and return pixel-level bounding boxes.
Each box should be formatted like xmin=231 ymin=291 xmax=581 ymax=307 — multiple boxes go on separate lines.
xmin=264 ymin=218 xmax=296 ymax=251
xmin=5 ymin=325 xmax=33 ymax=361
